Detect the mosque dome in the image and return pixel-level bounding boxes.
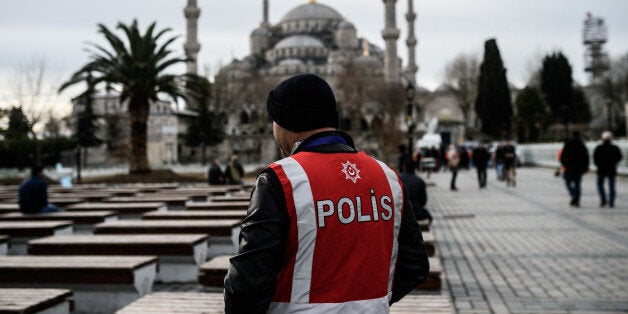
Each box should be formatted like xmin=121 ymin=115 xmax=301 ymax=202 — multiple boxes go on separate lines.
xmin=280 ymin=2 xmax=343 ymax=23
xmin=251 ymin=27 xmax=269 ymax=37
xmin=338 ymin=20 xmax=356 ymax=31
xmin=275 ymin=35 xmax=325 ymax=49
xmin=355 ymin=55 xmax=382 ymax=68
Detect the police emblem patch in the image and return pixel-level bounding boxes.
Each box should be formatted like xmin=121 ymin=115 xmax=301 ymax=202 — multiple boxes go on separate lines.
xmin=341 ymin=160 xmax=361 ymax=183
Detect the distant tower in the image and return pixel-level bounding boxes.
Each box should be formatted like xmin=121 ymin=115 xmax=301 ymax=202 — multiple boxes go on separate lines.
xmin=262 ymin=0 xmax=270 ymax=27
xmin=251 ymin=0 xmax=271 ymax=56
xmin=184 ymin=0 xmax=201 ymax=75
xmin=405 ymin=0 xmax=418 ymax=85
xmin=382 ymin=0 xmax=400 ymax=83
xmin=583 ymin=12 xmax=608 ymax=85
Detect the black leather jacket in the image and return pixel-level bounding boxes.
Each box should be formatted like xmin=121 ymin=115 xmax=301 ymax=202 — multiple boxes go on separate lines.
xmin=224 ymin=131 xmax=430 ymax=313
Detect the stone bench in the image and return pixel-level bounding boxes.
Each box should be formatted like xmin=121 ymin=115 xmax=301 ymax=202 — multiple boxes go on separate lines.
xmin=0 ymin=221 xmax=73 ymax=255
xmin=91 ymin=188 xmax=141 ymax=197
xmin=0 ymin=255 xmax=157 ymax=313
xmin=0 ymin=235 xmax=8 ymax=256
xmin=0 ymin=204 xmax=19 ymax=213
xmin=416 ymin=257 xmax=442 ymax=291
xmin=49 ymin=192 xmax=113 ymax=202
xmin=0 ymin=288 xmax=73 ymax=314
xmin=47 ymin=198 xmax=85 ymax=208
xmin=104 ymin=197 xmax=189 ymax=211
xmin=94 ymin=219 xmax=242 ymax=257
xmin=142 ymin=210 xmax=247 ymax=221
xmin=187 ymin=201 xmax=250 ymax=211
xmin=209 ymin=195 xmax=251 ymax=202
xmin=29 ymin=234 xmax=209 ymax=283
xmin=0 ymin=211 xmax=117 ymax=233
xmin=418 ymin=218 xmax=430 ymax=232
xmin=423 ymin=231 xmax=436 ymax=257
xmin=198 ymin=255 xmax=442 ymax=290
xmin=117 ymin=292 xmax=453 ymax=313
xmin=65 ymin=202 xmax=166 ymax=219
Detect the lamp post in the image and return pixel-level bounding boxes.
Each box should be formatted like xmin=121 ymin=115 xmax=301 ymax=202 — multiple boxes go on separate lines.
xmin=405 ymin=83 xmax=416 ymax=153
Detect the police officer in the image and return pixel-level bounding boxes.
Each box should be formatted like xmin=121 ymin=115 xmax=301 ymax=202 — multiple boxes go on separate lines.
xmin=224 ymin=74 xmax=429 ymax=313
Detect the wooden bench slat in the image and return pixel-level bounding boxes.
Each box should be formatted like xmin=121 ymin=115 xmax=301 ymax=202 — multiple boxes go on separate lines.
xmin=187 ymin=202 xmax=250 ymax=210
xmin=0 ymin=221 xmax=73 ymax=237
xmin=94 ymin=220 xmax=241 ymax=236
xmin=0 ymin=255 xmax=157 ymax=285
xmin=0 ymin=288 xmax=72 ymax=314
xmin=29 ymin=234 xmax=209 ymax=256
xmin=0 ymin=211 xmax=116 ymax=224
xmin=142 ymin=210 xmax=247 ymax=220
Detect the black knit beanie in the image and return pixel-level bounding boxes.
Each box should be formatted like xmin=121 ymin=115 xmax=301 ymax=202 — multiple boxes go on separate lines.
xmin=266 ymin=73 xmax=339 ymax=132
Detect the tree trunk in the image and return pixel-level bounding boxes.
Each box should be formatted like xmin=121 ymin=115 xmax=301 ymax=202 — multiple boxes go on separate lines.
xmin=201 ymin=144 xmax=207 ymax=165
xmin=128 ymin=96 xmax=151 ymax=174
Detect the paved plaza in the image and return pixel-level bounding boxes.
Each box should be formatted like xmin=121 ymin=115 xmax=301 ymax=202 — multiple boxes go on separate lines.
xmin=428 ymin=167 xmax=628 ymax=313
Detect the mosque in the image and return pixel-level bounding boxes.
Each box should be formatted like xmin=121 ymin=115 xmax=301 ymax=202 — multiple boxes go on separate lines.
xmin=72 ymin=0 xmax=466 ymax=167
xmin=190 ymin=0 xmax=465 ymax=164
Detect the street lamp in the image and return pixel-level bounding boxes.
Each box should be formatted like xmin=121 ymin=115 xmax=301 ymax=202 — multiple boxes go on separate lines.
xmin=405 ymin=83 xmax=416 ymax=153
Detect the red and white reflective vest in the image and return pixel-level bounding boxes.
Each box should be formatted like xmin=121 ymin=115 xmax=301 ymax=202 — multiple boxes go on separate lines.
xmin=268 ymin=151 xmax=405 ymax=313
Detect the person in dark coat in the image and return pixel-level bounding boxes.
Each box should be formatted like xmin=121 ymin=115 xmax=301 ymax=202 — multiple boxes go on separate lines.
xmin=399 ymin=159 xmax=433 ymax=223
xmin=208 ymin=158 xmax=226 ymax=185
xmin=502 ymin=141 xmax=517 ymax=187
xmin=593 ymin=131 xmax=623 ymax=207
xmin=560 ymin=131 xmax=590 ymax=207
xmin=472 ymin=144 xmax=491 ymax=188
xmin=18 ymin=166 xmax=58 ymax=214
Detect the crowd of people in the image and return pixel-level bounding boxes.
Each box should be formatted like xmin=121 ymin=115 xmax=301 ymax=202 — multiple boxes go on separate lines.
xmin=404 ymin=140 xmax=520 ymax=192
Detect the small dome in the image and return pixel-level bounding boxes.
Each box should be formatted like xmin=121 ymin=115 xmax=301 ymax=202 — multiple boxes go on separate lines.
xmin=275 ymin=35 xmax=324 ymax=49
xmin=280 ymin=2 xmax=343 ymax=23
xmin=251 ymin=27 xmax=269 ymax=37
xmin=354 ymin=55 xmax=382 ymax=68
xmin=338 ymin=20 xmax=356 ymax=31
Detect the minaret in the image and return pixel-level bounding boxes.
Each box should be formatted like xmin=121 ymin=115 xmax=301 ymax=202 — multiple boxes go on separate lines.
xmin=405 ymin=0 xmax=418 ymax=85
xmin=382 ymin=0 xmax=400 ymax=83
xmin=262 ymin=0 xmax=270 ymax=27
xmin=184 ymin=0 xmax=201 ymax=75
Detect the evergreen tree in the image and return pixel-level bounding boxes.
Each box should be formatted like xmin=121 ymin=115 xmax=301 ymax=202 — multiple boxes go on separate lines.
xmin=475 ymin=38 xmax=513 ymax=139
xmin=570 ymin=87 xmax=592 ymax=124
xmin=184 ymin=77 xmax=224 ymax=164
xmin=540 ymin=51 xmax=574 ymax=135
xmin=5 ymin=107 xmax=30 ymax=140
xmin=514 ymin=87 xmax=550 ymax=142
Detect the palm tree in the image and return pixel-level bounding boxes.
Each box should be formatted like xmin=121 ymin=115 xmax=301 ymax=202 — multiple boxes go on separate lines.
xmin=60 ymin=20 xmax=200 ymax=174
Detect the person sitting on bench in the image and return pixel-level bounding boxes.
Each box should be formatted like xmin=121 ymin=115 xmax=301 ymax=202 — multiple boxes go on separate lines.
xmin=18 ymin=166 xmax=59 ymax=214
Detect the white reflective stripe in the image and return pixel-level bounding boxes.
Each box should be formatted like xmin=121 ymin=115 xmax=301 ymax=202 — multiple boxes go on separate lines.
xmin=375 ymin=160 xmax=404 ymax=295
xmin=276 ymin=157 xmax=317 ymax=303
xmin=268 ymin=295 xmax=389 ymax=314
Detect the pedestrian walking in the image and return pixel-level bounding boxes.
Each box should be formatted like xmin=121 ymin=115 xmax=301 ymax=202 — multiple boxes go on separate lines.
xmin=224 ymin=73 xmax=429 ymax=313
xmin=593 ymin=131 xmax=623 ymax=207
xmin=560 ymin=131 xmax=590 ymax=207
xmin=503 ymin=140 xmax=517 ymax=187
xmin=473 ymin=143 xmax=491 ymax=188
xmin=446 ymin=143 xmax=461 ymax=191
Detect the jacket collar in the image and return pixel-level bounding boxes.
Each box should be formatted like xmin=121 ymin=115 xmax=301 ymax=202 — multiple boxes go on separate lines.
xmin=291 ymin=130 xmax=356 ymax=155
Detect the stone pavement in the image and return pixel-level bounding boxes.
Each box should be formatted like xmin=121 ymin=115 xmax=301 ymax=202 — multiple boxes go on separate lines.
xmin=427 ymin=167 xmax=628 ymax=314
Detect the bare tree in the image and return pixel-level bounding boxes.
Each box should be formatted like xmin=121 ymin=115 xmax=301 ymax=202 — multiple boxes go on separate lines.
xmin=8 ymin=56 xmax=61 ymax=163
xmin=444 ymin=53 xmax=479 ymax=132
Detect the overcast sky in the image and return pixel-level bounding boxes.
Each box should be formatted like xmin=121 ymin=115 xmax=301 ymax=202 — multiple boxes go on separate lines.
xmin=1 ymin=0 xmax=627 ymax=118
